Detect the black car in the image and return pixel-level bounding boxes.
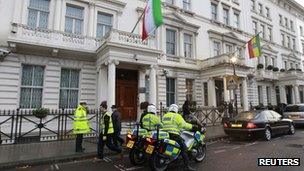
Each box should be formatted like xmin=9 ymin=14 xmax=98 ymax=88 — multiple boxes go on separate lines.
xmin=223 ymin=110 xmax=295 ymax=140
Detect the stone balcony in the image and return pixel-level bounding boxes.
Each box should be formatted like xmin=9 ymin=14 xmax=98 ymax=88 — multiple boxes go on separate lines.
xmin=200 ymin=53 xmax=246 ymax=69
xmin=279 ymin=70 xmax=304 ymax=80
xmin=8 ymin=23 xmax=156 ymax=56
xmin=255 ymin=69 xmax=279 ymax=81
xmin=101 ymin=29 xmax=157 ymax=50
xmin=8 ymin=23 xmax=101 ymax=53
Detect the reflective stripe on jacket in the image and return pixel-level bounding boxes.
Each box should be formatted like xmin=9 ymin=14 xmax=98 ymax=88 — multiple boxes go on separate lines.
xmin=73 ymin=105 xmax=90 ymax=134
xmin=100 ymin=111 xmax=114 ymax=134
xmin=142 ymin=113 xmax=162 ymax=131
xmin=161 ymin=112 xmax=193 ymax=135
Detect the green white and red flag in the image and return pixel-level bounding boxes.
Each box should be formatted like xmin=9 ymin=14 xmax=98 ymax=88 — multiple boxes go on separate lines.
xmin=142 ymin=0 xmax=163 ymax=40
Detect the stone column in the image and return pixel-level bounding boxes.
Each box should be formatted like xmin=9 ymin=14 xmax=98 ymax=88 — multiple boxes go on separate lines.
xmin=53 ymin=0 xmax=62 ymax=30
xmin=106 ymin=60 xmax=119 ymax=110
xmin=88 ymin=2 xmax=95 ymax=37
xmin=208 ymin=78 xmax=217 ymax=107
xmin=294 ymin=85 xmax=300 ymax=104
xmin=97 ymin=66 xmax=108 ymax=106
xmin=291 ymin=86 xmax=295 ymax=104
xmin=242 ymin=78 xmax=249 ymax=111
xmin=223 ymin=76 xmax=229 ymax=102
xmin=149 ymin=65 xmax=157 ymax=106
xmin=279 ymin=85 xmax=287 ymax=104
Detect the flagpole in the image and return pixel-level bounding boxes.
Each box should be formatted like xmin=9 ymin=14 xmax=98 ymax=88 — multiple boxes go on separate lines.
xmin=131 ymin=10 xmax=145 ymax=34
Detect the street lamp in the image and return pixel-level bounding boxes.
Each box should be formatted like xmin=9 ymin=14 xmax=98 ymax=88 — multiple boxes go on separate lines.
xmin=230 ymin=55 xmax=238 ymax=116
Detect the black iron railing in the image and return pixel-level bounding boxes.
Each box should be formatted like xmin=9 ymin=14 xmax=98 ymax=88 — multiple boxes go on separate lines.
xmin=0 ymin=105 xmax=227 ymax=145
xmin=0 ymin=109 xmax=100 ymax=144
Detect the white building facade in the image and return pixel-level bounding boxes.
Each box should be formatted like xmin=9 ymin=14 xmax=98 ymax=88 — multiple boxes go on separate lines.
xmin=0 ymin=0 xmax=304 ymax=121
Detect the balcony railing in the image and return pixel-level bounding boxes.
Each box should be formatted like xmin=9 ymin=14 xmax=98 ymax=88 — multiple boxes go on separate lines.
xmin=200 ymin=53 xmax=246 ymax=68
xmin=256 ymin=69 xmax=279 ymax=80
xmin=9 ymin=23 xmax=101 ymax=52
xmin=101 ymin=29 xmax=156 ymax=49
xmin=9 ymin=24 xmax=156 ymax=53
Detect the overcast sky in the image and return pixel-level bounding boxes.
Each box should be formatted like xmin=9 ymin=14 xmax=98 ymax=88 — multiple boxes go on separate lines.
xmin=295 ymin=0 xmax=304 ymax=7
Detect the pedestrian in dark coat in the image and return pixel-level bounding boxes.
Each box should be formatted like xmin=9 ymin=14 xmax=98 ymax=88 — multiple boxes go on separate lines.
xmin=111 ymin=105 xmax=124 ymax=146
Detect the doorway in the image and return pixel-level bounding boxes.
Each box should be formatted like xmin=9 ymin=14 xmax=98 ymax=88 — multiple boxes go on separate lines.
xmin=116 ymin=69 xmax=138 ymax=121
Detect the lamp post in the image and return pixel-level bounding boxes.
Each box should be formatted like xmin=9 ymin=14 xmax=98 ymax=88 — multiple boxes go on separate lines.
xmin=230 ymin=56 xmax=238 ymax=116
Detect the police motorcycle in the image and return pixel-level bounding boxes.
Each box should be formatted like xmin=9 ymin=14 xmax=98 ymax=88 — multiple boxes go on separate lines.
xmin=126 ymin=123 xmax=149 ymax=165
xmin=149 ymin=123 xmax=207 ymax=171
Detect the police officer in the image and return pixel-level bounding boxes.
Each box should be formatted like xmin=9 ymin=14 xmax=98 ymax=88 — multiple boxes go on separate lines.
xmin=162 ymin=104 xmax=197 ymax=171
xmin=141 ymin=104 xmax=162 ymax=131
xmin=73 ymin=101 xmax=90 ymax=153
xmin=97 ymin=101 xmax=122 ymax=159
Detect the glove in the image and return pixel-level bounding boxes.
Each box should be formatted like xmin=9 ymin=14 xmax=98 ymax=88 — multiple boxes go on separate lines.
xmin=192 ymin=125 xmax=199 ymax=132
xmin=102 ymin=136 xmax=107 ymax=141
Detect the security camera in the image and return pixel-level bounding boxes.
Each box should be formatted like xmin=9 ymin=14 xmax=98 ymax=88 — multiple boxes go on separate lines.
xmin=162 ymin=69 xmax=169 ymax=77
xmin=0 ymin=48 xmax=11 ymax=62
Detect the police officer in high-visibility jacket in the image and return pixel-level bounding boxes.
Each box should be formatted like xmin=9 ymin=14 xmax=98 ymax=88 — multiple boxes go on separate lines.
xmin=97 ymin=101 xmax=122 ymax=159
xmin=162 ymin=104 xmax=197 ymax=171
xmin=141 ymin=104 xmax=162 ymax=131
xmin=73 ymin=101 xmax=90 ymax=153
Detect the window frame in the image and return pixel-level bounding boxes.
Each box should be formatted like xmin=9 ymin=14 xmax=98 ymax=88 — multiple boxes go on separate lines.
xmin=166 ymin=29 xmax=177 ymax=55
xmin=183 ymin=0 xmax=191 ymax=11
xmin=183 ymin=33 xmax=193 ymax=58
xmin=59 ymin=68 xmax=80 ymax=109
xmin=20 ymin=64 xmax=45 ymax=109
xmin=96 ymin=12 xmax=113 ymax=38
xmin=211 ymin=3 xmax=218 ymax=21
xmin=213 ymin=41 xmax=221 ymax=56
xmin=65 ymin=4 xmax=84 ymax=35
xmin=166 ymin=78 xmax=176 ymax=107
xmin=223 ymin=8 xmax=230 ymax=25
xmin=27 ymin=0 xmax=50 ymax=29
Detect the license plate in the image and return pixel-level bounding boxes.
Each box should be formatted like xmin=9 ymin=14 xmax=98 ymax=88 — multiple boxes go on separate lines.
xmin=127 ymin=140 xmax=135 ymax=149
xmin=231 ymin=124 xmax=242 ymax=128
xmin=290 ymin=116 xmax=300 ymax=119
xmin=146 ymin=145 xmax=154 ymax=154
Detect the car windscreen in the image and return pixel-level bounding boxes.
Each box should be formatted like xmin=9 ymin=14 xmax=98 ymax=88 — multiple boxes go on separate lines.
xmin=233 ymin=112 xmax=259 ymax=121
xmin=284 ymin=105 xmax=304 ymax=112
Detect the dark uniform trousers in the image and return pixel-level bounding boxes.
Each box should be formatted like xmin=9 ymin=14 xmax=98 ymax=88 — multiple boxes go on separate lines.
xmin=97 ymin=133 xmax=122 ymax=159
xmin=75 ymin=134 xmax=83 ymax=151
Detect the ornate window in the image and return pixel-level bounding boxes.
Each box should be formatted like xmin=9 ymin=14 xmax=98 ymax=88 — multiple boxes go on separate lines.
xmin=65 ymin=5 xmax=84 ymax=35
xmin=20 ymin=65 xmax=44 ymax=109
xmin=184 ymin=34 xmax=193 ymax=58
xmin=166 ymin=29 xmax=176 ymax=55
xmin=27 ymin=0 xmax=50 ymax=28
xmin=59 ymin=69 xmax=80 ymax=109
xmin=166 ymin=78 xmax=176 ymax=107
xmin=96 ymin=13 xmax=113 ymax=38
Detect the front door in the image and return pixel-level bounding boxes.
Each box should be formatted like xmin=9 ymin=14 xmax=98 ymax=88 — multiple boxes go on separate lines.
xmin=116 ymin=69 xmax=138 ymax=121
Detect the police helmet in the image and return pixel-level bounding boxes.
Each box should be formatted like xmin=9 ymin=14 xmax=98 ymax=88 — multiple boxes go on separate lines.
xmin=147 ymin=104 xmax=156 ymax=114
xmin=169 ymin=104 xmax=179 ymax=113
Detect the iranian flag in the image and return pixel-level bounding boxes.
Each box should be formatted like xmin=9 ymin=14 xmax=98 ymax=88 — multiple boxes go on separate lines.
xmin=142 ymin=0 xmax=163 ymax=40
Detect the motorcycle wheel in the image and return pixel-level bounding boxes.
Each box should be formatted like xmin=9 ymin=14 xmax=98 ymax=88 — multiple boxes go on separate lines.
xmin=129 ymin=147 xmax=146 ymax=166
xmin=194 ymin=143 xmax=206 ymax=162
xmin=149 ymin=152 xmax=168 ymax=171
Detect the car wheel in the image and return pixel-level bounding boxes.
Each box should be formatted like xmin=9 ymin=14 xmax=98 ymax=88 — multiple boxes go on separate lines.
xmin=288 ymin=123 xmax=295 ymax=135
xmin=264 ymin=127 xmax=271 ymax=141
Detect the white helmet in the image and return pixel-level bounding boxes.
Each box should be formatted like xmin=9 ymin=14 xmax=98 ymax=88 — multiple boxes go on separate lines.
xmin=169 ymin=104 xmax=179 ymax=113
xmin=147 ymin=104 xmax=156 ymax=114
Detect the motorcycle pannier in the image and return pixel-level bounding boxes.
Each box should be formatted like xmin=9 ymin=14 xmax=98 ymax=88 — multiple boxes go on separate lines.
xmin=163 ymin=139 xmax=181 ymax=158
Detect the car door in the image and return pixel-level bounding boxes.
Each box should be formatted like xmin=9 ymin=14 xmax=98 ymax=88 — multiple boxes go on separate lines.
xmin=270 ymin=111 xmax=289 ymax=134
xmin=264 ymin=111 xmax=279 ymax=135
